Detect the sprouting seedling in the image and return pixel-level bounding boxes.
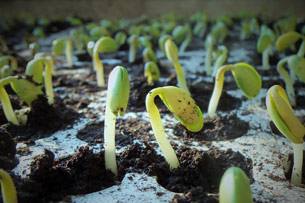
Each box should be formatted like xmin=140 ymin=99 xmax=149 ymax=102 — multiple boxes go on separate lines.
xmin=165 ymin=39 xmax=191 ymax=95
xmin=0 ymin=36 xmax=8 ymax=53
xmin=139 ymin=36 xmax=153 ymax=48
xmin=216 ymin=14 xmax=233 ymax=26
xmin=266 ymin=85 xmax=305 ymax=186
xmin=274 ymin=14 xmax=297 ymax=36
xmin=257 ymin=25 xmax=276 ymax=70
xmin=179 ymin=24 xmax=192 ymax=53
xmin=143 ymin=47 xmax=157 ymax=63
xmin=127 ymin=34 xmax=139 ymax=63
xmin=146 ymin=86 xmax=204 ymax=169
xmin=104 ymin=66 xmax=130 ymax=176
xmin=208 ymin=63 xmax=261 ymax=117
xmin=275 ymin=31 xmax=305 ymax=106
xmin=0 ymin=56 xmax=18 ymax=78
xmin=211 ymin=21 xmax=228 ymax=43
xmin=191 ymin=12 xmax=208 ymax=38
xmin=0 ymin=75 xmax=42 ymax=125
xmin=158 ymin=34 xmax=171 ymax=54
xmin=52 ymin=37 xmax=73 ymax=67
xmin=34 ymin=52 xmax=55 ymax=75
xmin=32 ymin=27 xmax=46 ymax=38
xmin=204 ymin=34 xmax=215 ymax=76
xmin=89 ymin=26 xmax=110 ymax=41
xmin=93 ymin=36 xmax=117 ymax=87
xmin=212 ymin=45 xmax=228 ymax=77
xmin=240 ymin=18 xmax=260 ymax=40
xmin=144 ymin=61 xmax=160 ymax=85
xmin=219 ymin=167 xmax=253 ymax=203
xmin=29 ymin=42 xmax=39 ymax=57
xmin=172 ymin=25 xmax=187 ymax=44
xmin=144 ymin=24 xmax=161 ymax=41
xmin=87 ymin=41 xmax=95 ymax=57
xmin=26 ymin=58 xmax=54 ymax=104
xmin=70 ymin=29 xmax=83 ymax=53
xmin=114 ymin=31 xmax=127 ymax=47
xmin=0 ymin=169 xmax=18 ymax=203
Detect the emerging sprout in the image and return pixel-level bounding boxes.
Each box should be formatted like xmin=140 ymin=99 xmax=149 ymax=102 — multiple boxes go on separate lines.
xmin=204 ymin=35 xmax=215 ymax=75
xmin=208 ymin=63 xmax=261 ymax=117
xmin=93 ymin=36 xmax=117 ymax=87
xmin=89 ymin=26 xmax=110 ymax=41
xmin=219 ymin=167 xmax=253 ymax=203
xmin=274 ymin=14 xmax=297 ymax=36
xmin=139 ymin=36 xmax=153 ymax=48
xmin=158 ymin=34 xmax=171 ymax=54
xmin=144 ymin=61 xmax=160 ymax=85
xmin=240 ymin=18 xmax=259 ymax=40
xmin=26 ymin=58 xmax=54 ymax=104
xmin=0 ymin=36 xmax=8 ymax=53
xmin=127 ymin=34 xmax=139 ymax=63
xmin=70 ymin=29 xmax=83 ymax=53
xmin=0 ymin=169 xmax=18 ymax=203
xmin=211 ymin=21 xmax=228 ymax=43
xmin=143 ymin=47 xmax=157 ymax=63
xmin=114 ymin=31 xmax=127 ymax=47
xmin=0 ymin=56 xmax=18 ymax=79
xmin=104 ymin=66 xmax=130 ymax=176
xmin=87 ymin=41 xmax=95 ymax=57
xmin=165 ymin=39 xmax=190 ymax=95
xmin=146 ymin=86 xmax=204 ymax=169
xmin=172 ymin=25 xmax=187 ymax=44
xmin=216 ymin=14 xmax=233 ymax=26
xmin=179 ymin=24 xmax=192 ymax=53
xmin=257 ymin=25 xmax=276 ymax=70
xmin=32 ymin=27 xmax=46 ymax=38
xmin=266 ymin=85 xmax=305 ymax=186
xmin=191 ymin=12 xmax=208 ymax=38
xmin=34 ymin=52 xmax=55 ymax=75
xmin=29 ymin=42 xmax=39 ymax=57
xmin=0 ymin=76 xmax=42 ymax=125
xmin=52 ymin=37 xmax=73 ymax=67
xmin=212 ymin=45 xmax=228 ymax=77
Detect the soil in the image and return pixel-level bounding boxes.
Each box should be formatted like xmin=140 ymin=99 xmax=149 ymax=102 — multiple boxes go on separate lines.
xmin=0 ymin=128 xmax=18 ymax=170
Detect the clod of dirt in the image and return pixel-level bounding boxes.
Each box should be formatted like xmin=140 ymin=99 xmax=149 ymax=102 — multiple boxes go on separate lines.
xmin=0 ymin=128 xmax=18 ymax=170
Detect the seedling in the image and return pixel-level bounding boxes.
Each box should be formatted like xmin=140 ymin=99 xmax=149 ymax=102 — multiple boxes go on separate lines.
xmin=0 ymin=75 xmax=42 ymax=125
xmin=0 ymin=169 xmax=17 ymax=203
xmin=146 ymin=86 xmax=204 ymax=169
xmin=32 ymin=27 xmax=46 ymax=38
xmin=144 ymin=61 xmax=160 ymax=85
xmin=139 ymin=36 xmax=153 ymax=49
xmin=179 ymin=24 xmax=192 ymax=53
xmin=0 ymin=36 xmax=8 ymax=53
xmin=34 ymin=53 xmax=55 ymax=75
xmin=211 ymin=21 xmax=228 ymax=43
xmin=240 ymin=18 xmax=259 ymax=40
xmin=219 ymin=167 xmax=253 ymax=203
xmin=208 ymin=63 xmax=261 ymax=117
xmin=93 ymin=36 xmax=117 ymax=87
xmin=172 ymin=25 xmax=187 ymax=44
xmin=275 ymin=31 xmax=305 ymax=106
xmin=274 ymin=14 xmax=297 ymax=36
xmin=191 ymin=12 xmax=208 ymax=38
xmin=29 ymin=42 xmax=39 ymax=57
xmin=52 ymin=37 xmax=73 ymax=67
xmin=158 ymin=34 xmax=171 ymax=54
xmin=266 ymin=85 xmax=305 ymax=186
xmin=87 ymin=41 xmax=95 ymax=57
xmin=0 ymin=56 xmax=18 ymax=78
xmin=257 ymin=25 xmax=276 ymax=70
xmin=114 ymin=31 xmax=127 ymax=47
xmin=70 ymin=29 xmax=83 ymax=53
xmin=165 ymin=39 xmax=191 ymax=95
xmin=26 ymin=58 xmax=54 ymax=104
xmin=216 ymin=14 xmax=233 ymax=26
xmin=127 ymin=34 xmax=139 ymax=63
xmin=212 ymin=45 xmax=228 ymax=77
xmin=104 ymin=66 xmax=130 ymax=176
xmin=204 ymin=34 xmax=215 ymax=75
xmin=143 ymin=47 xmax=157 ymax=63
xmin=89 ymin=26 xmax=110 ymax=41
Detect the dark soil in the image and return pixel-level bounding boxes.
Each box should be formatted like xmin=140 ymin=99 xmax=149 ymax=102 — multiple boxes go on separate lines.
xmin=2 ymin=95 xmax=80 ymax=141
xmin=0 ymin=128 xmax=18 ymax=170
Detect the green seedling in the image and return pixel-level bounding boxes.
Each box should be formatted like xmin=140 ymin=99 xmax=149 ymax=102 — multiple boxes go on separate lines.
xmin=0 ymin=36 xmax=8 ymax=53
xmin=90 ymin=26 xmax=110 ymax=41
xmin=219 ymin=167 xmax=253 ymax=203
xmin=212 ymin=45 xmax=228 ymax=77
xmin=165 ymin=39 xmax=190 ymax=95
xmin=179 ymin=24 xmax=192 ymax=53
xmin=146 ymin=86 xmax=204 ymax=169
xmin=208 ymin=63 xmax=261 ymax=117
xmin=275 ymin=31 xmax=305 ymax=106
xmin=93 ymin=36 xmax=117 ymax=87
xmin=266 ymin=85 xmax=305 ymax=186
xmin=139 ymin=36 xmax=153 ymax=48
xmin=32 ymin=27 xmax=46 ymax=38
xmin=144 ymin=24 xmax=161 ymax=41
xmin=172 ymin=25 xmax=187 ymax=44
xmin=52 ymin=37 xmax=73 ymax=67
xmin=38 ymin=17 xmax=50 ymax=26
xmin=114 ymin=31 xmax=127 ymax=47
xmin=34 ymin=52 xmax=55 ymax=75
xmin=240 ymin=18 xmax=259 ymax=40
xmin=204 ymin=34 xmax=215 ymax=76
xmin=159 ymin=34 xmax=172 ymax=54
xmin=211 ymin=21 xmax=228 ymax=43
xmin=104 ymin=66 xmax=130 ymax=176
xmin=127 ymin=34 xmax=139 ymax=63
xmin=29 ymin=42 xmax=39 ymax=57
xmin=257 ymin=25 xmax=276 ymax=70
xmin=191 ymin=12 xmax=208 ymax=38
xmin=143 ymin=47 xmax=157 ymax=63
xmin=162 ymin=21 xmax=176 ymax=34
xmin=70 ymin=29 xmax=83 ymax=53
xmin=144 ymin=61 xmax=160 ymax=85
xmin=100 ymin=19 xmax=118 ymax=32
xmin=0 ymin=56 xmax=18 ymax=78
xmin=66 ymin=16 xmax=83 ymax=26
xmin=26 ymin=58 xmax=54 ymax=104
xmin=87 ymin=41 xmax=95 ymax=57
xmin=274 ymin=14 xmax=297 ymax=36
xmin=0 ymin=169 xmax=18 ymax=203
xmin=0 ymin=75 xmax=42 ymax=125
xmin=216 ymin=14 xmax=233 ymax=26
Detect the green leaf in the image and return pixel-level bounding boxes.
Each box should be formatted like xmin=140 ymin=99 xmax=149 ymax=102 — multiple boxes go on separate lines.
xmin=257 ymin=35 xmax=272 ymax=53
xmin=232 ymin=63 xmax=262 ymax=98
xmin=95 ymin=37 xmax=117 ymax=53
xmin=276 ymin=31 xmax=302 ymax=51
xmin=287 ymin=55 xmax=305 ymax=82
xmin=172 ymin=25 xmax=187 ymax=44
xmin=52 ymin=39 xmax=65 ymax=56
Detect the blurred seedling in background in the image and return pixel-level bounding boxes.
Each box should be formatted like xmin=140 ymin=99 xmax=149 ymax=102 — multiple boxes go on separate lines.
xmin=70 ymin=29 xmax=84 ymax=53
xmin=274 ymin=14 xmax=297 ymax=37
xmin=212 ymin=45 xmax=228 ymax=77
xmin=275 ymin=31 xmax=305 ymax=106
xmin=143 ymin=47 xmax=157 ymax=63
xmin=89 ymin=26 xmax=110 ymax=41
xmin=104 ymin=66 xmax=130 ymax=176
xmin=0 ymin=36 xmax=9 ymax=53
xmin=190 ymin=12 xmax=208 ymax=38
xmin=139 ymin=36 xmax=153 ymax=49
xmin=158 ymin=34 xmax=172 ymax=54
xmin=93 ymin=36 xmax=117 ymax=87
xmin=208 ymin=63 xmax=261 ymax=117
xmin=257 ymin=25 xmax=276 ymax=70
xmin=240 ymin=18 xmax=260 ymax=40
xmin=144 ymin=61 xmax=160 ymax=85
xmin=29 ymin=41 xmax=39 ymax=57
xmin=266 ymin=85 xmax=305 ymax=186
xmin=146 ymin=86 xmax=204 ymax=169
xmin=0 ymin=169 xmax=18 ymax=203
xmin=114 ymin=31 xmax=127 ymax=47
xmin=204 ymin=34 xmax=215 ymax=75
xmin=172 ymin=24 xmax=192 ymax=53
xmin=0 ymin=56 xmax=18 ymax=79
xmin=52 ymin=37 xmax=73 ymax=67
xmin=34 ymin=52 xmax=55 ymax=75
xmin=127 ymin=34 xmax=139 ymax=63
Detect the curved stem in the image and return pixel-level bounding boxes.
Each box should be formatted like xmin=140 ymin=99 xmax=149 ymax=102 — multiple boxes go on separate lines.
xmin=205 ymin=45 xmax=213 ymax=75
xmin=208 ymin=65 xmax=234 ymax=117
xmin=0 ymin=169 xmax=18 ymax=203
xmin=65 ymin=39 xmax=73 ymax=67
xmin=173 ymin=61 xmax=190 ymax=95
xmin=291 ymin=143 xmax=303 ymax=186
xmin=93 ymin=50 xmax=105 ymax=87
xmin=104 ymin=104 xmax=118 ymax=176
xmin=44 ymin=61 xmax=54 ymax=105
xmin=297 ymin=41 xmax=305 ymax=57
xmin=129 ymin=43 xmax=136 ymax=63
xmin=0 ymin=86 xmax=19 ymax=125
xmin=262 ymin=46 xmax=271 ymax=70
xmin=277 ymin=58 xmax=296 ymax=106
xmin=146 ymin=88 xmax=180 ymax=170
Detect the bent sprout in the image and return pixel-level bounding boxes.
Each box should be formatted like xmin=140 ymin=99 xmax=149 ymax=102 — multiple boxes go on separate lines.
xmin=0 ymin=169 xmax=18 ymax=203
xmin=0 ymin=56 xmax=18 ymax=79
xmin=93 ymin=36 xmax=117 ymax=87
xmin=146 ymin=86 xmax=204 ymax=169
xmin=127 ymin=34 xmax=139 ymax=63
xmin=208 ymin=63 xmax=261 ymax=117
xmin=212 ymin=45 xmax=228 ymax=77
xmin=114 ymin=31 xmax=127 ymax=47
xmin=143 ymin=47 xmax=157 ymax=63
xmin=266 ymin=85 xmax=305 ymax=186
xmin=52 ymin=37 xmax=73 ymax=67
xmin=144 ymin=61 xmax=160 ymax=85
xmin=104 ymin=66 xmax=130 ymax=176
xmin=257 ymin=25 xmax=276 ymax=70
xmin=158 ymin=34 xmax=171 ymax=54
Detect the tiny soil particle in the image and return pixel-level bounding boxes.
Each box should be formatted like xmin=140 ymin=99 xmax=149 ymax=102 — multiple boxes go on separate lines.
xmin=0 ymin=128 xmax=18 ymax=170
xmin=173 ymin=113 xmax=250 ymax=142
xmin=285 ymin=151 xmax=305 ymax=185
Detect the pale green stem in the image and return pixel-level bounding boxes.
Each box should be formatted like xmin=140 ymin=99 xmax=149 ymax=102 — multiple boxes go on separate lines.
xmin=277 ymin=58 xmax=296 ymax=106
xmin=0 ymin=169 xmax=18 ymax=203
xmin=146 ymin=88 xmax=180 ymax=170
xmin=65 ymin=39 xmax=73 ymax=67
xmin=173 ymin=61 xmax=190 ymax=95
xmin=93 ymin=50 xmax=105 ymax=87
xmin=104 ymin=104 xmax=118 ymax=176
xmin=291 ymin=143 xmax=303 ymax=186
xmin=205 ymin=45 xmax=213 ymax=75
xmin=44 ymin=61 xmax=54 ymax=105
xmin=129 ymin=42 xmax=136 ymax=63
xmin=0 ymin=86 xmax=19 ymax=125
xmin=212 ymin=51 xmax=228 ymax=77
xmin=297 ymin=41 xmax=305 ymax=57
xmin=179 ymin=33 xmax=191 ymax=53
xmin=262 ymin=46 xmax=271 ymax=70
xmin=208 ymin=65 xmax=234 ymax=117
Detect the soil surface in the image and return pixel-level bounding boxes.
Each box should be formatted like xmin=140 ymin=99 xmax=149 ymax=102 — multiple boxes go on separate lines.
xmin=0 ymin=128 xmax=18 ymax=170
